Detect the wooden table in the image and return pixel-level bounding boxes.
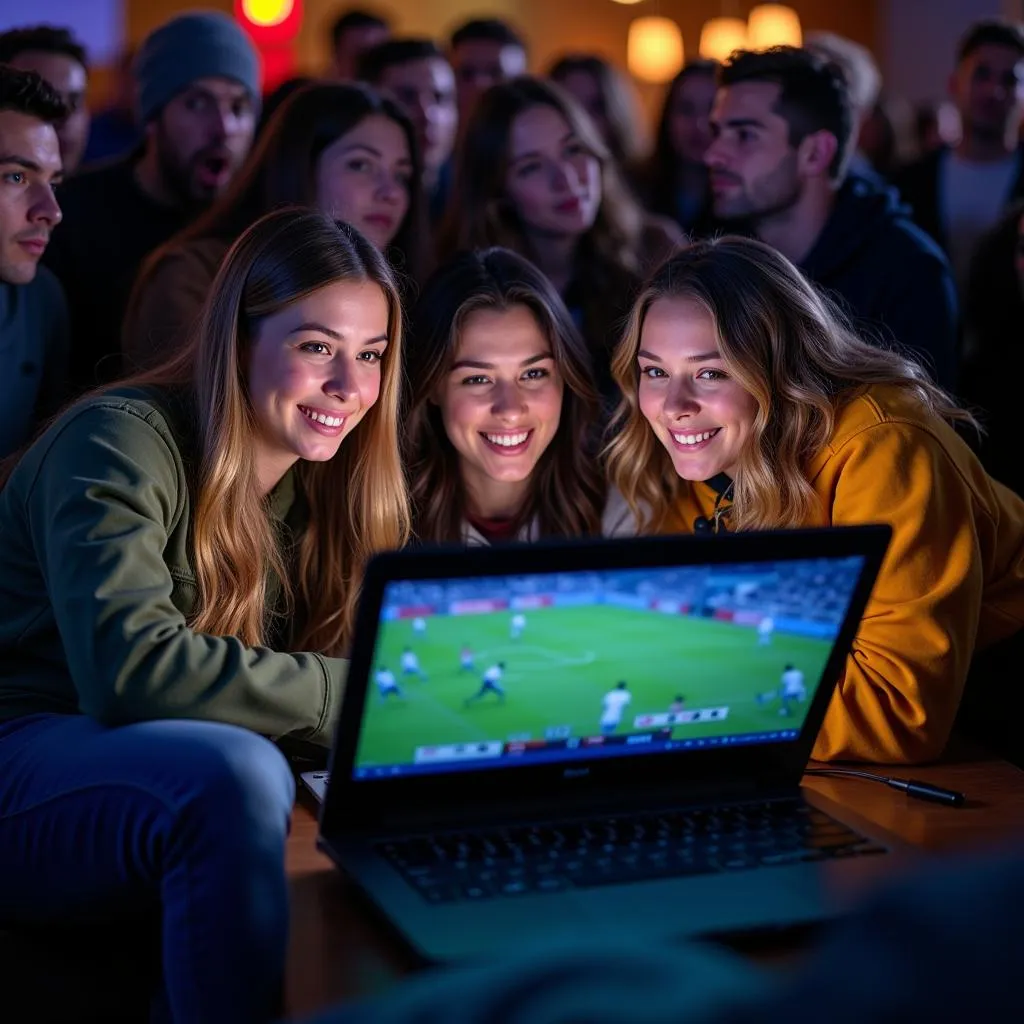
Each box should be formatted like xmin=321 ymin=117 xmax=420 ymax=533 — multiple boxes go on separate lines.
xmin=282 ymin=751 xmax=1024 ymax=1020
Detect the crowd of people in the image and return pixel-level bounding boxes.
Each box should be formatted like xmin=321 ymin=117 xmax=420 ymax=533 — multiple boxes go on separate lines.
xmin=2 ymin=7 xmax=1024 ymax=1022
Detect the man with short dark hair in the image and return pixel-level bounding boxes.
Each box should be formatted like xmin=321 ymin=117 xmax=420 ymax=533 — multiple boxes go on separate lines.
xmin=448 ymin=18 xmax=527 ymax=122
xmin=0 ymin=25 xmax=89 ymax=175
xmin=330 ymin=8 xmax=390 ymax=81
xmin=705 ymin=46 xmax=957 ymax=388
xmin=0 ymin=65 xmax=68 ymax=456
xmin=897 ymin=19 xmax=1024 ymax=289
xmin=42 ymin=11 xmax=260 ymax=393
xmin=359 ymin=38 xmax=458 ymax=222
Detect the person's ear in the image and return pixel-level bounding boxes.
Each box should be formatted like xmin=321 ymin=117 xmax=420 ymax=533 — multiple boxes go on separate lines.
xmin=796 ymin=130 xmax=839 ymax=180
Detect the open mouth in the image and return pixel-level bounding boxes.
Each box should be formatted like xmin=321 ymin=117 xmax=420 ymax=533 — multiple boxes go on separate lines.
xmin=196 ymin=154 xmax=231 ymax=187
xmin=670 ymin=427 xmax=720 ymax=450
xmin=481 ymin=429 xmax=532 ymax=454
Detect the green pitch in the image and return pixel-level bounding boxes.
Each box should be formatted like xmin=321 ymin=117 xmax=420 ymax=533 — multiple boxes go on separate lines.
xmin=355 ymin=606 xmax=834 ymax=767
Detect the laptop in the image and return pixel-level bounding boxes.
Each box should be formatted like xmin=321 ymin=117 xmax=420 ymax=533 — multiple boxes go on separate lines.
xmin=317 ymin=526 xmax=893 ymax=962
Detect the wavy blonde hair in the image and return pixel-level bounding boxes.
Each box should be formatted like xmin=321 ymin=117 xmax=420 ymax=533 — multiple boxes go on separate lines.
xmin=606 ymin=235 xmax=974 ymax=532
xmin=145 ymin=209 xmax=408 ymax=653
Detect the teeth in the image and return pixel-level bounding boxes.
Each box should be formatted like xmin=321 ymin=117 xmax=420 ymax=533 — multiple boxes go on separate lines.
xmin=485 ymin=431 xmax=529 ymax=447
xmin=672 ymin=430 xmax=716 ymax=446
xmin=301 ymin=407 xmax=343 ymax=428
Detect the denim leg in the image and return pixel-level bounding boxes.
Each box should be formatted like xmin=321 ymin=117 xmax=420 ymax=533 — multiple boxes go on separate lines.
xmin=0 ymin=713 xmax=296 ymax=1024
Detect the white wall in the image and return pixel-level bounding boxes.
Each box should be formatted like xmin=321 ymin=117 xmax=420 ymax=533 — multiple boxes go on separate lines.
xmin=878 ymin=0 xmax=1022 ymax=104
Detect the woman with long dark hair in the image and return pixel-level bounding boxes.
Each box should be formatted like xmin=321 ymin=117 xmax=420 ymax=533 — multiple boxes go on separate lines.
xmin=405 ymin=247 xmax=631 ymax=544
xmin=639 ymin=60 xmax=718 ymax=236
xmin=0 ymin=209 xmax=410 ymax=1022
xmin=607 ymin=235 xmax=1024 ymax=765
xmin=440 ymin=77 xmax=681 ymax=403
xmin=123 ymin=81 xmax=429 ymax=369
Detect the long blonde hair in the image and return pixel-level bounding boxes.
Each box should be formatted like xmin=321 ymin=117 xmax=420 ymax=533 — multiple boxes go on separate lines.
xmin=606 ymin=235 xmax=974 ymax=532
xmin=145 ymin=209 xmax=408 ymax=653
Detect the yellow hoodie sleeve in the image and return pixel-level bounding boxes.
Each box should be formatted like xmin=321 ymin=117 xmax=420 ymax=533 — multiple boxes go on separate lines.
xmin=811 ymin=421 xmax=984 ymax=763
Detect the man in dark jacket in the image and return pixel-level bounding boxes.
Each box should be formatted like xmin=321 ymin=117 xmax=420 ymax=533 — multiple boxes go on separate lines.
xmin=705 ymin=47 xmax=957 ymax=389
xmin=896 ymin=20 xmax=1024 ymax=290
xmin=42 ymin=12 xmax=259 ymax=394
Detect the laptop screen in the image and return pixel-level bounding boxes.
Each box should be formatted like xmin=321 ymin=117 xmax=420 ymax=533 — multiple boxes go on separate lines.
xmin=351 ymin=555 xmax=865 ymax=780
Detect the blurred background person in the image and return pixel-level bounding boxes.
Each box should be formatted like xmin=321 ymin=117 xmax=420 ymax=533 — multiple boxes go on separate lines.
xmin=42 ymin=11 xmax=260 ymax=393
xmin=0 ymin=25 xmax=90 ymax=176
xmin=358 ymin=38 xmax=458 ymax=223
xmin=897 ymin=19 xmax=1024 ymax=291
xmin=329 ymin=8 xmax=390 ymax=82
xmin=638 ymin=60 xmax=718 ymax=237
xmin=549 ymin=53 xmax=648 ymax=196
xmin=449 ymin=17 xmax=527 ymax=125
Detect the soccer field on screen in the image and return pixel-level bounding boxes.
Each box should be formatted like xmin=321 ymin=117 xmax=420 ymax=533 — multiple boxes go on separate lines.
xmin=355 ymin=606 xmax=834 ymax=768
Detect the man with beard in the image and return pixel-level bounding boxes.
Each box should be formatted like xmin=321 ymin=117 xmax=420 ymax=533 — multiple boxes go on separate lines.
xmin=705 ymin=47 xmax=957 ymax=389
xmin=897 ymin=20 xmax=1024 ymax=292
xmin=0 ymin=66 xmax=68 ymax=457
xmin=43 ymin=12 xmax=259 ymax=393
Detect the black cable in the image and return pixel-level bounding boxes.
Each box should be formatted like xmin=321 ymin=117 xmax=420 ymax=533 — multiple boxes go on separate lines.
xmin=803 ymin=767 xmax=966 ymax=807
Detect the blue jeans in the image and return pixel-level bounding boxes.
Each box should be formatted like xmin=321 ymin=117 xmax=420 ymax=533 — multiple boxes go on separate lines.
xmin=0 ymin=713 xmax=295 ymax=1023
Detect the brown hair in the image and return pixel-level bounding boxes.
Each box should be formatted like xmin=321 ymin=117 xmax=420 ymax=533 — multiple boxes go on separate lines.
xmin=406 ymin=247 xmax=604 ymax=542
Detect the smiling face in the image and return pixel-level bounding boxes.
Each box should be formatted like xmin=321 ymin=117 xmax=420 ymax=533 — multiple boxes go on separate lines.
xmin=247 ymin=279 xmax=390 ymax=494
xmin=438 ymin=303 xmax=564 ymax=519
xmin=637 ymin=296 xmax=759 ymax=481
xmin=505 ymin=104 xmax=602 ymax=238
xmin=315 ymin=114 xmax=413 ymax=249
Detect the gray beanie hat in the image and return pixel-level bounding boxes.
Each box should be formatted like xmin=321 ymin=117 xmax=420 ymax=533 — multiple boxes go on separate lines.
xmin=135 ymin=11 xmax=261 ymax=124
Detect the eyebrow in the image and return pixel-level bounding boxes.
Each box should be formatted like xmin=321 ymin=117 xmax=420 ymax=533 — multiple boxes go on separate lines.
xmin=289 ymin=321 xmax=389 ymax=344
xmin=715 ymin=116 xmax=766 ymax=130
xmin=340 ymin=142 xmax=411 ymax=164
xmin=450 ymin=351 xmax=554 ymax=371
xmin=509 ymin=132 xmax=575 ymax=166
xmin=0 ymin=154 xmax=63 ymax=179
xmin=638 ymin=349 xmax=721 ymax=362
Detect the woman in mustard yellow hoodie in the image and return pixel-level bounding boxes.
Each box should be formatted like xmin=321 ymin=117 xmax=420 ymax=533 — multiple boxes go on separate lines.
xmin=606 ymin=236 xmax=1024 ymax=765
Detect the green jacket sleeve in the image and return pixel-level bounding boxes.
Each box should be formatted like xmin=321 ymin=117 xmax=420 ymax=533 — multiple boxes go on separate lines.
xmin=27 ymin=400 xmax=345 ymax=744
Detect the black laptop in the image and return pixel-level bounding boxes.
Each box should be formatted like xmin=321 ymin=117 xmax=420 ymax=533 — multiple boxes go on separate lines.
xmin=317 ymin=526 xmax=892 ymax=961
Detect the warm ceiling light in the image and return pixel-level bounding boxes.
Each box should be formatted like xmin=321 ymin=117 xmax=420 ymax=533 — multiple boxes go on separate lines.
xmin=628 ymin=16 xmax=684 ymax=84
xmin=699 ymin=16 xmax=748 ymax=61
xmin=609 ymin=0 xmax=646 ymax=5
xmin=241 ymin=0 xmax=295 ymax=27
xmin=747 ymin=3 xmax=803 ymax=49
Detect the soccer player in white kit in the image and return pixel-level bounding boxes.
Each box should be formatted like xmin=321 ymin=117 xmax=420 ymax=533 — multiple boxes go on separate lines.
xmin=757 ymin=615 xmax=775 ymax=645
xmin=375 ymin=666 xmax=404 ymax=702
xmin=778 ymin=664 xmax=806 ymax=716
xmin=459 ymin=644 xmax=475 ymax=672
xmin=510 ymin=612 xmax=526 ymax=640
xmin=400 ymin=646 xmax=428 ymax=680
xmin=600 ymin=681 xmax=632 ymax=734
xmin=465 ymin=662 xmax=506 ymax=705
xmin=412 ymin=616 xmax=427 ymax=637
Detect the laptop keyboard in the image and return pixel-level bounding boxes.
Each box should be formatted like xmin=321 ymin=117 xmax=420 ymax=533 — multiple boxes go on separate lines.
xmin=377 ymin=798 xmax=886 ymax=904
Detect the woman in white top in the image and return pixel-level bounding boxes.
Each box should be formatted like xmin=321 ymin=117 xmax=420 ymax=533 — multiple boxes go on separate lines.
xmin=404 ymin=247 xmax=633 ymax=545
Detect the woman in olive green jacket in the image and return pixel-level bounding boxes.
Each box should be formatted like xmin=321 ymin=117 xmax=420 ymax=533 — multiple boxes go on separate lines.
xmin=0 ymin=209 xmax=410 ymax=1023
